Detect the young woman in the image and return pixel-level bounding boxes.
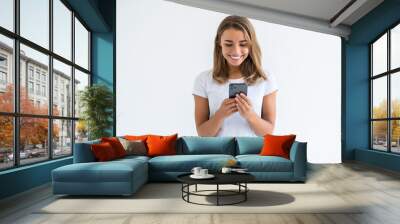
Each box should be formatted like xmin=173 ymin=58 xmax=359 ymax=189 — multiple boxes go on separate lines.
xmin=192 ymin=15 xmax=278 ymax=137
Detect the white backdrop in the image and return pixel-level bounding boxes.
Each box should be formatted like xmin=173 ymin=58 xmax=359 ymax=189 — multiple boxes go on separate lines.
xmin=116 ymin=0 xmax=341 ymax=163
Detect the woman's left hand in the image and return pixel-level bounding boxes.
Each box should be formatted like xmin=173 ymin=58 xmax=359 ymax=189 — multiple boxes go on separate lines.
xmin=235 ymin=93 xmax=257 ymax=121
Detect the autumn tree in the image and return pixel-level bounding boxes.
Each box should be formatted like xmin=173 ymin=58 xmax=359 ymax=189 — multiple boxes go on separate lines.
xmin=0 ymin=84 xmax=60 ymax=152
xmin=372 ymin=99 xmax=400 ymax=143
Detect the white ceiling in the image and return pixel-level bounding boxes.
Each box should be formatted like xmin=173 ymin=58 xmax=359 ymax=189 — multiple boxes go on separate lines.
xmin=165 ymin=0 xmax=384 ymax=38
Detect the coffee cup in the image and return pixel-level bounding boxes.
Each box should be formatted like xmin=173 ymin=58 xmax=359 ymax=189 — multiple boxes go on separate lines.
xmin=221 ymin=167 xmax=232 ymax=173
xmin=200 ymin=169 xmax=208 ymax=176
xmin=191 ymin=167 xmax=202 ymax=176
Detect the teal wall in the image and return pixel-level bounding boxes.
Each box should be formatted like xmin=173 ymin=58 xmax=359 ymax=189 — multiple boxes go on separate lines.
xmin=0 ymin=158 xmax=72 ymax=199
xmin=343 ymin=0 xmax=400 ymax=171
xmin=0 ymin=0 xmax=116 ymax=200
xmin=91 ymin=0 xmax=116 ymax=135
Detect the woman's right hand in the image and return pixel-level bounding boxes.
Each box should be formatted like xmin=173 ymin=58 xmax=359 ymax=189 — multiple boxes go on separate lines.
xmin=215 ymin=98 xmax=238 ymax=120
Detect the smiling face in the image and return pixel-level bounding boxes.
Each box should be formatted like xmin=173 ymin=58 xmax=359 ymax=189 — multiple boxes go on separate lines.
xmin=220 ymin=28 xmax=250 ymax=69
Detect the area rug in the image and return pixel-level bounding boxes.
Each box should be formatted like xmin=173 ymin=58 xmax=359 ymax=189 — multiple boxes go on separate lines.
xmin=37 ymin=183 xmax=362 ymax=214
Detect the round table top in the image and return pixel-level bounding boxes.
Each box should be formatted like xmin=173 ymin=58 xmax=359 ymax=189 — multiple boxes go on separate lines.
xmin=177 ymin=172 xmax=255 ymax=185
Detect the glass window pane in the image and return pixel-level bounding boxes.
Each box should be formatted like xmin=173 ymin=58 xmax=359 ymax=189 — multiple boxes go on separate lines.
xmin=53 ymin=119 xmax=72 ymax=157
xmin=20 ymin=0 xmax=49 ymax=49
xmin=20 ymin=117 xmax=49 ymax=165
xmin=372 ymin=77 xmax=387 ymax=119
xmin=0 ymin=0 xmax=14 ymax=31
xmin=392 ymin=120 xmax=400 ymax=153
xmin=20 ymin=44 xmax=49 ymax=115
xmin=75 ymin=120 xmax=88 ymax=143
xmin=53 ymin=0 xmax=72 ymax=60
xmin=392 ymin=72 xmax=400 ymax=118
xmin=75 ymin=17 xmax=89 ymax=70
xmin=391 ymin=24 xmax=400 ymax=70
xmin=372 ymin=33 xmax=387 ymax=76
xmin=372 ymin=121 xmax=388 ymax=151
xmin=0 ymin=34 xmax=14 ymax=113
xmin=74 ymin=69 xmax=89 ymax=118
xmin=0 ymin=116 xmax=14 ymax=170
xmin=390 ymin=120 xmax=400 ymax=153
xmin=53 ymin=59 xmax=72 ymax=117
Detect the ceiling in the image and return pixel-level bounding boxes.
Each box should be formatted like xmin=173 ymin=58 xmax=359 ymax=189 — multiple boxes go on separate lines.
xmin=165 ymin=0 xmax=384 ymax=38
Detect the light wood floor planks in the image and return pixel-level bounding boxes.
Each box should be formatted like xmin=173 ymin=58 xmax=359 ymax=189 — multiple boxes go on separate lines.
xmin=1 ymin=162 xmax=400 ymax=224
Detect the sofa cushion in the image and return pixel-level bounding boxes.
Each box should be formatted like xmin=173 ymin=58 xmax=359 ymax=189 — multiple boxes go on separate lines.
xmin=260 ymin=134 xmax=296 ymax=159
xmin=118 ymin=138 xmax=147 ymax=156
xmin=148 ymin=154 xmax=235 ymax=172
xmin=236 ymin=155 xmax=293 ymax=172
xmin=177 ymin=136 xmax=236 ymax=155
xmin=74 ymin=139 xmax=100 ymax=163
xmin=91 ymin=142 xmax=118 ymax=161
xmin=101 ymin=137 xmax=127 ymax=158
xmin=235 ymin=137 xmax=263 ymax=155
xmin=147 ymin=134 xmax=178 ymax=157
xmin=115 ymin=155 xmax=150 ymax=163
xmin=52 ymin=158 xmax=147 ymax=183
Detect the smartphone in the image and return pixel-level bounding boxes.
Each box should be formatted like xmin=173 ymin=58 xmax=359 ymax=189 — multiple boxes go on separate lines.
xmin=229 ymin=83 xmax=248 ymax=98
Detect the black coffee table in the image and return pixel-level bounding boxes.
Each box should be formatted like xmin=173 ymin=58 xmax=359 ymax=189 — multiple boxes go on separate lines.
xmin=177 ymin=172 xmax=255 ymax=206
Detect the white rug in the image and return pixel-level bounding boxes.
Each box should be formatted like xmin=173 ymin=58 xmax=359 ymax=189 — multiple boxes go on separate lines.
xmin=38 ymin=183 xmax=362 ymax=214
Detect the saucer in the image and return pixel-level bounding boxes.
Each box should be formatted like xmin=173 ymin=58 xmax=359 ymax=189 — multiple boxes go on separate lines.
xmin=190 ymin=174 xmax=215 ymax=179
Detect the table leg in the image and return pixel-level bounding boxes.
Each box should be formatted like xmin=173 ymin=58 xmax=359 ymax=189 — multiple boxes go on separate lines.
xmin=217 ymin=184 xmax=219 ymax=206
xmin=245 ymin=183 xmax=247 ymax=201
xmin=195 ymin=184 xmax=197 ymax=192
xmin=188 ymin=184 xmax=190 ymax=202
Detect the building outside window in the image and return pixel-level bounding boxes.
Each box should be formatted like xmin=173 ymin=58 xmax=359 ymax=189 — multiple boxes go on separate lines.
xmin=29 ymin=66 xmax=34 ymax=80
xmin=0 ymin=54 xmax=7 ymax=90
xmin=35 ymin=70 xmax=40 ymax=81
xmin=0 ymin=54 xmax=6 ymax=67
xmin=0 ymin=71 xmax=6 ymax=84
xmin=41 ymin=73 xmax=46 ymax=83
xmin=36 ymin=83 xmax=40 ymax=95
xmin=28 ymin=81 xmax=34 ymax=94
xmin=42 ymin=85 xmax=46 ymax=97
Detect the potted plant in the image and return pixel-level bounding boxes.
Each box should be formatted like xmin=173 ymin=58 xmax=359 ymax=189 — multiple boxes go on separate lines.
xmin=79 ymin=84 xmax=113 ymax=140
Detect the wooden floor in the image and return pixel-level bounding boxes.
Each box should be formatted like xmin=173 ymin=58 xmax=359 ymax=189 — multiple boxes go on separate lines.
xmin=1 ymin=162 xmax=400 ymax=224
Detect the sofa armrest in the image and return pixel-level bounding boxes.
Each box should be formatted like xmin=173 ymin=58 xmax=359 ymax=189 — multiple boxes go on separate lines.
xmin=289 ymin=141 xmax=307 ymax=181
xmin=73 ymin=140 xmax=100 ymax=163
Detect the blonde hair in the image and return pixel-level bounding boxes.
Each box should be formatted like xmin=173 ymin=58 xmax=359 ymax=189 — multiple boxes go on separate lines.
xmin=213 ymin=15 xmax=267 ymax=85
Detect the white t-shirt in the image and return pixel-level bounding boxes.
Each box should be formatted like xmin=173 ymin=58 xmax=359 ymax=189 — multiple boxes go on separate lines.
xmin=192 ymin=69 xmax=278 ymax=137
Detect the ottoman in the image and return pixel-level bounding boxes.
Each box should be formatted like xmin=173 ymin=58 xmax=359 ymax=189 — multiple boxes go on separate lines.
xmin=52 ymin=157 xmax=148 ymax=196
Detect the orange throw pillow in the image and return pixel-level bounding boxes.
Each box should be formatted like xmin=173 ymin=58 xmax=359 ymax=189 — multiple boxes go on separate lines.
xmin=146 ymin=134 xmax=178 ymax=157
xmin=101 ymin=137 xmax=127 ymax=158
xmin=259 ymin=134 xmax=296 ymax=159
xmin=124 ymin=135 xmax=150 ymax=141
xmin=124 ymin=134 xmax=153 ymax=150
xmin=91 ymin=142 xmax=117 ymax=161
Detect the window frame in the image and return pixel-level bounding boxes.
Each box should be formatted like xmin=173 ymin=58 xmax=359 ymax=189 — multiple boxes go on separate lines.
xmin=370 ymin=21 xmax=400 ymax=154
xmin=0 ymin=0 xmax=92 ymax=171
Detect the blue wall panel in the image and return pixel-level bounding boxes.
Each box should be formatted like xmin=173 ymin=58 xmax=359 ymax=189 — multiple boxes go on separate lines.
xmin=343 ymin=0 xmax=400 ymax=171
xmin=0 ymin=158 xmax=72 ymax=199
xmin=92 ymin=33 xmax=114 ymax=88
xmin=91 ymin=32 xmax=115 ymax=135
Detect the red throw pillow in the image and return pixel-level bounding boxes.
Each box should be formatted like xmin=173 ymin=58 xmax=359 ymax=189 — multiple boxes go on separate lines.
xmin=91 ymin=142 xmax=117 ymax=161
xmin=146 ymin=134 xmax=178 ymax=157
xmin=101 ymin=137 xmax=127 ymax=158
xmin=259 ymin=134 xmax=296 ymax=159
